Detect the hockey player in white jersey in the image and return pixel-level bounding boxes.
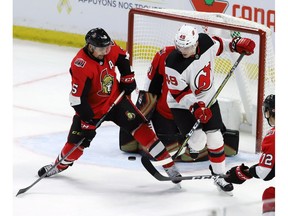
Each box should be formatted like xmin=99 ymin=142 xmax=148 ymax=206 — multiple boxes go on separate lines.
xmin=165 ymin=24 xmax=255 ymax=194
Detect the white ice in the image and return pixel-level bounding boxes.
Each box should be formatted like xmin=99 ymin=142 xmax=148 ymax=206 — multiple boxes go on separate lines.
xmin=13 ymin=39 xmax=275 ymax=216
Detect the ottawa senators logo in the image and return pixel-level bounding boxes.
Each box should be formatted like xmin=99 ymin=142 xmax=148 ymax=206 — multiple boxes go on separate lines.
xmin=97 ymin=69 xmax=114 ymax=96
xmin=125 ymin=111 xmax=136 ymax=121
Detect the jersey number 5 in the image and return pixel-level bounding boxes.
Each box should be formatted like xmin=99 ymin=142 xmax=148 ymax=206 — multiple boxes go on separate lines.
xmin=71 ymin=83 xmax=79 ymax=94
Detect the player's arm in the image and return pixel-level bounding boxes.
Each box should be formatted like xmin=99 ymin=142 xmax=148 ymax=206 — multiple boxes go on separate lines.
xmin=225 ymin=134 xmax=275 ymax=184
xmin=144 ymin=49 xmax=164 ymax=96
xmin=116 ymin=52 xmax=136 ymax=95
xmin=166 ymin=66 xmax=195 ymax=108
xmin=212 ymin=35 xmax=255 ymax=56
xmin=250 ymin=133 xmax=275 ymax=180
xmin=69 ymin=67 xmax=97 ymax=145
xmin=69 ymin=68 xmax=94 ymax=122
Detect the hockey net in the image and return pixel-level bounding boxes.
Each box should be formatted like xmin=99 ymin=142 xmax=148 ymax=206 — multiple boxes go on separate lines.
xmin=127 ymin=8 xmax=275 ymax=152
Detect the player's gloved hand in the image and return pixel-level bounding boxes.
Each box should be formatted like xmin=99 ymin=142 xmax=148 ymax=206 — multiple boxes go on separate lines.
xmin=224 ymin=163 xmax=252 ymax=184
xmin=80 ymin=120 xmax=96 ymax=148
xmin=192 ymin=101 xmax=212 ymax=124
xmin=230 ymin=37 xmax=255 ymax=55
xmin=120 ymin=72 xmax=136 ymax=95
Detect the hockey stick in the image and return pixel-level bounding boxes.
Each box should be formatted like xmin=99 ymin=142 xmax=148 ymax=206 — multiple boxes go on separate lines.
xmin=16 ymin=91 xmax=125 ymax=196
xmin=171 ymin=52 xmax=245 ymax=160
xmin=141 ymin=157 xmax=226 ymax=181
xmin=141 ymin=53 xmax=245 ymax=179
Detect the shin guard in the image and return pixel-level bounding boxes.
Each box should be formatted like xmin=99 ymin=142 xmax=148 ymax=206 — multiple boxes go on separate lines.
xmin=56 ymin=142 xmax=84 ymax=170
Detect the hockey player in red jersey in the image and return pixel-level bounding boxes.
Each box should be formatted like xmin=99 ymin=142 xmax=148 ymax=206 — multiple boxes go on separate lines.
xmin=164 ymin=24 xmax=255 ymax=194
xmin=224 ymin=94 xmax=275 ymax=215
xmin=119 ymin=46 xmax=188 ymax=157
xmin=38 ymin=28 xmax=182 ymax=184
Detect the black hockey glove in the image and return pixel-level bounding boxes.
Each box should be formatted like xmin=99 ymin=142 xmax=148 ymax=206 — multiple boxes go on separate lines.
xmin=80 ymin=120 xmax=96 ymax=148
xmin=119 ymin=72 xmax=136 ymax=95
xmin=224 ymin=163 xmax=252 ymax=184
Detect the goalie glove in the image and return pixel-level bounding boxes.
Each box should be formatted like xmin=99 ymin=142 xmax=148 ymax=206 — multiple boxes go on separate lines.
xmin=224 ymin=163 xmax=253 ymax=184
xmin=120 ymin=72 xmax=136 ymax=95
xmin=230 ymin=37 xmax=255 ymax=55
xmin=191 ymin=101 xmax=212 ymax=124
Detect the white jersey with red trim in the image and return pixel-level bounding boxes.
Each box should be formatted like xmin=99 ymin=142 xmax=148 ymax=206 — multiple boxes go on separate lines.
xmin=165 ymin=33 xmax=232 ymax=109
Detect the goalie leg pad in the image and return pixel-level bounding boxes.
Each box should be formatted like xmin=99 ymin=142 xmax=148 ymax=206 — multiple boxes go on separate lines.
xmin=118 ymin=92 xmax=157 ymax=153
xmin=222 ymin=129 xmax=239 ymax=156
xmin=136 ymin=90 xmax=157 ymax=120
xmin=119 ymin=128 xmax=139 ymax=153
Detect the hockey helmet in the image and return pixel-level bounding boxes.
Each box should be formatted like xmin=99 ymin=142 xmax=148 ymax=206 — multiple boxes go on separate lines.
xmin=174 ymin=25 xmax=199 ymax=48
xmin=85 ymin=28 xmax=112 ymax=47
xmin=263 ymin=94 xmax=275 ymax=118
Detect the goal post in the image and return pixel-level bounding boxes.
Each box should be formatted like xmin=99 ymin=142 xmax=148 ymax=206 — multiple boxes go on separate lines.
xmin=127 ymin=8 xmax=275 ymax=153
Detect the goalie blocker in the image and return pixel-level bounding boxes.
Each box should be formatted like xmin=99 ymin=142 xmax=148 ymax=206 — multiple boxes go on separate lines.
xmin=119 ymin=91 xmax=239 ymax=162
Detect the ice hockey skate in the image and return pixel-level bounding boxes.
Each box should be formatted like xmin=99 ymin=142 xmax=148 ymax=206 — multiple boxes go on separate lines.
xmin=209 ymin=165 xmax=233 ymax=195
xmin=37 ymin=163 xmax=65 ymax=177
xmin=164 ymin=165 xmax=182 ymax=188
xmin=214 ymin=176 xmax=234 ymax=195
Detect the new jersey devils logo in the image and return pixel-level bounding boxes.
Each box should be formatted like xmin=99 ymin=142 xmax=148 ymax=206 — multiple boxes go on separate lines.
xmin=98 ymin=69 xmax=114 ymax=96
xmin=194 ymin=62 xmax=212 ymax=95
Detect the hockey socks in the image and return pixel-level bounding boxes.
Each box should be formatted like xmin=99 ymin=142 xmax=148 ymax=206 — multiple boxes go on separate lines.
xmin=55 ymin=142 xmax=84 ymax=170
xmin=132 ymin=123 xmax=174 ymax=168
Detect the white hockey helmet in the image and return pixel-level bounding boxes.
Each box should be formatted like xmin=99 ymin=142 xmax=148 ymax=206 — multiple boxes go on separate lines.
xmin=174 ymin=25 xmax=199 ymax=48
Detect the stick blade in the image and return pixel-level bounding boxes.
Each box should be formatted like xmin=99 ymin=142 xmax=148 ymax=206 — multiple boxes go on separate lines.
xmin=16 ymin=187 xmax=29 ymax=197
xmin=141 ymin=156 xmax=171 ymax=181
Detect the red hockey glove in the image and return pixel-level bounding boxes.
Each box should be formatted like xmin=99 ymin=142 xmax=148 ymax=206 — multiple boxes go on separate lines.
xmin=230 ymin=37 xmax=255 ymax=55
xmin=120 ymin=72 xmax=136 ymax=95
xmin=192 ymin=101 xmax=212 ymax=124
xmin=80 ymin=120 xmax=96 ymax=148
xmin=224 ymin=163 xmax=252 ymax=184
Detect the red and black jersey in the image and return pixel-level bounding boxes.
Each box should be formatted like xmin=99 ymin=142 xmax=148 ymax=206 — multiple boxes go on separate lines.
xmin=145 ymin=46 xmax=176 ymax=119
xmin=250 ymin=126 xmax=275 ymax=180
xmin=259 ymin=127 xmax=275 ymax=170
xmin=69 ymin=42 xmax=132 ymax=120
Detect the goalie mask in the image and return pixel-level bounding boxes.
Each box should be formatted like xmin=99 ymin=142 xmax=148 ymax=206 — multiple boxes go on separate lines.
xmin=174 ymin=25 xmax=199 ymax=58
xmin=263 ymin=94 xmax=275 ymax=126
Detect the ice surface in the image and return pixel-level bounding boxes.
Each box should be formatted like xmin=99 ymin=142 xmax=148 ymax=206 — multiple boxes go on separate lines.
xmin=13 ymin=39 xmax=276 ymax=216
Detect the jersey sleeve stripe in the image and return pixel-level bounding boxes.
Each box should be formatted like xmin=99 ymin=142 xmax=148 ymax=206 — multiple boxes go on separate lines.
xmin=170 ymin=86 xmax=192 ymax=103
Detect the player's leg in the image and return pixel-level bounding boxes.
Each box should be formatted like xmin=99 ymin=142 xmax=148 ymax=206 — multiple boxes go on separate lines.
xmin=170 ymin=108 xmax=206 ymax=159
xmin=38 ymin=115 xmax=91 ymax=177
xmin=110 ymin=97 xmax=182 ymax=183
xmin=203 ymin=101 xmax=233 ymax=193
xmin=119 ymin=91 xmax=157 ymax=154
xmin=151 ymin=110 xmax=183 ymax=154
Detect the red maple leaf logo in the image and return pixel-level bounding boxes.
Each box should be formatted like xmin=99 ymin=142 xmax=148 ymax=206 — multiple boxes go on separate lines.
xmin=189 ymin=0 xmax=229 ymax=13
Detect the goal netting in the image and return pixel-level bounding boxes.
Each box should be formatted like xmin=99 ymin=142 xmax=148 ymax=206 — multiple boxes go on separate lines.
xmin=127 ymin=8 xmax=275 ymax=153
